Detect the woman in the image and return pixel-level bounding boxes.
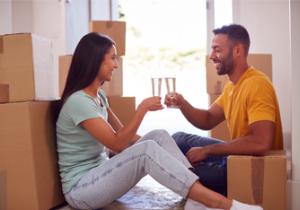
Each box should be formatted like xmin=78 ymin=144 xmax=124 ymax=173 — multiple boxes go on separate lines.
xmin=56 ymin=32 xmax=263 ymax=210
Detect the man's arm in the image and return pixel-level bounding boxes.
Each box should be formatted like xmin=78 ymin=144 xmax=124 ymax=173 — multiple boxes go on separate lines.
xmin=186 ymin=120 xmax=274 ymax=164
xmin=178 ymin=95 xmax=225 ymax=130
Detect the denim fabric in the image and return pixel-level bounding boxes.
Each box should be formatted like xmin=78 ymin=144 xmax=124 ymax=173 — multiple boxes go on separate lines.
xmin=64 ymin=130 xmax=198 ymax=210
xmin=172 ymin=132 xmax=228 ymax=196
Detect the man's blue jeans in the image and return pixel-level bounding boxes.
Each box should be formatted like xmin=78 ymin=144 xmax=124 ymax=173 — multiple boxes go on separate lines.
xmin=172 ymin=131 xmax=228 ymax=196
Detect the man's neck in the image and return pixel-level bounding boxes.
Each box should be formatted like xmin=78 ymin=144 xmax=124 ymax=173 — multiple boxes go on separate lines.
xmin=228 ymin=62 xmax=249 ymax=84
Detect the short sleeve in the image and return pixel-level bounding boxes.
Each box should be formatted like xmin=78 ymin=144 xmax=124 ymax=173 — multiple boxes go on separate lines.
xmin=64 ymin=94 xmax=102 ymax=126
xmin=247 ymin=78 xmax=276 ymax=124
xmin=99 ymin=89 xmax=109 ymax=108
xmin=214 ymin=82 xmax=232 ymax=109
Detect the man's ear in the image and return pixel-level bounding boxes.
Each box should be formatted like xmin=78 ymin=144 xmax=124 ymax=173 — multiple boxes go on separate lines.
xmin=233 ymin=43 xmax=244 ymax=57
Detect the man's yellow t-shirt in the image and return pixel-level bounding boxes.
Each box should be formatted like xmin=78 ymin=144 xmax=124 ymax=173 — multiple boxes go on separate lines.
xmin=215 ymin=67 xmax=283 ymax=149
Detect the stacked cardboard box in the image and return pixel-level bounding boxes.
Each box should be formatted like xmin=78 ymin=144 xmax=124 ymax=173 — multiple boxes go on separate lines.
xmin=89 ymin=21 xmax=126 ymax=56
xmin=0 ymin=102 xmax=64 ymax=210
xmin=0 ymin=84 xmax=9 ymax=103
xmin=206 ymin=54 xmax=273 ymax=141
xmin=0 ymin=33 xmax=64 ymax=210
xmin=0 ymin=33 xmax=59 ymax=102
xmin=228 ymin=150 xmax=287 ymax=210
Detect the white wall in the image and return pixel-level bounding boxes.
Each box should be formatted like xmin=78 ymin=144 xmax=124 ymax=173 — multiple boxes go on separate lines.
xmin=233 ymin=0 xmax=299 ymax=209
xmin=290 ymin=0 xmax=300 ymax=182
xmin=91 ymin=0 xmax=119 ymax=20
xmin=232 ymin=0 xmax=291 ymax=149
xmin=11 ymin=0 xmax=33 ymax=33
xmin=0 ymin=0 xmax=12 ymax=35
xmin=64 ymin=0 xmax=89 ymax=54
xmin=290 ymin=0 xmax=300 ymax=209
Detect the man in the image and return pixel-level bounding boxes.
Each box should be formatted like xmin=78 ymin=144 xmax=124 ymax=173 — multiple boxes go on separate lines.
xmin=165 ymin=24 xmax=283 ymax=196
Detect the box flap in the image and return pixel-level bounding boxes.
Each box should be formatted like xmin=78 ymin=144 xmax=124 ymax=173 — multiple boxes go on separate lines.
xmin=89 ymin=21 xmax=126 ymax=56
xmin=31 ymin=34 xmax=58 ymax=100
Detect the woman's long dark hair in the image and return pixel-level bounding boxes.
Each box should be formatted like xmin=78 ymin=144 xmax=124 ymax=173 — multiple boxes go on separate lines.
xmin=61 ymin=32 xmax=115 ymax=104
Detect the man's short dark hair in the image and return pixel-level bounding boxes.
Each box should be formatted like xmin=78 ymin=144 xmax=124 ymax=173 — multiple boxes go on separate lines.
xmin=213 ymin=24 xmax=250 ymax=54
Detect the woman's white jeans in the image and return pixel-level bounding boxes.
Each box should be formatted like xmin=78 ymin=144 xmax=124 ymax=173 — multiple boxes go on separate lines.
xmin=64 ymin=129 xmax=199 ymax=209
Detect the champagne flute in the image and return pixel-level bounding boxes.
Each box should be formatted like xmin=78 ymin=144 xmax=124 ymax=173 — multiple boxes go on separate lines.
xmin=165 ymin=77 xmax=177 ymax=108
xmin=151 ymin=77 xmax=162 ymax=97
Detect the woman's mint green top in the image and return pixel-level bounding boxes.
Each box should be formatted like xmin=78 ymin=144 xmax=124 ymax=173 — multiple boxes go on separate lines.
xmin=56 ymin=90 xmax=109 ymax=193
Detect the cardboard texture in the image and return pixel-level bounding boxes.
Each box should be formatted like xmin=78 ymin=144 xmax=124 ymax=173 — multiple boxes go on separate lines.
xmin=0 ymin=170 xmax=5 ymax=210
xmin=206 ymin=54 xmax=272 ymax=94
xmin=58 ymin=55 xmax=72 ymax=97
xmin=59 ymin=55 xmax=123 ymax=97
xmin=89 ymin=21 xmax=126 ymax=56
xmin=0 ymin=101 xmax=65 ymax=210
xmin=102 ymin=57 xmax=123 ymax=96
xmin=0 ymin=36 xmax=3 ymax=53
xmin=228 ymin=150 xmax=287 ymax=210
xmin=208 ymin=94 xmax=231 ymax=141
xmin=0 ymin=33 xmax=58 ymax=102
xmin=0 ymin=84 xmax=9 ymax=103
xmin=108 ymin=96 xmax=136 ymax=126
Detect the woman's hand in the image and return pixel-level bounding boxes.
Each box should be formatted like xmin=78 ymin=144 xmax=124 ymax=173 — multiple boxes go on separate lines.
xmin=138 ymin=96 xmax=164 ymax=112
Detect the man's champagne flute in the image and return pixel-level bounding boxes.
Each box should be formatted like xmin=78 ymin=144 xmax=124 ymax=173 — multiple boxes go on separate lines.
xmin=165 ymin=77 xmax=177 ymax=108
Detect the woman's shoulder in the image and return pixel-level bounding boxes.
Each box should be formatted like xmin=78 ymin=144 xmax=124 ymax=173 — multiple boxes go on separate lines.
xmin=65 ymin=91 xmax=93 ymax=106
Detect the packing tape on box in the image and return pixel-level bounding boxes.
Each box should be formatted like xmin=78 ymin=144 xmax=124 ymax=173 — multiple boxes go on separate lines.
xmin=0 ymin=84 xmax=9 ymax=103
xmin=0 ymin=170 xmax=6 ymax=210
xmin=251 ymin=157 xmax=264 ymax=205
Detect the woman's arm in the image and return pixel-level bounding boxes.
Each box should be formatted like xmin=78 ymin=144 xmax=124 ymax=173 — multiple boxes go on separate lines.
xmin=81 ymin=96 xmax=163 ymax=153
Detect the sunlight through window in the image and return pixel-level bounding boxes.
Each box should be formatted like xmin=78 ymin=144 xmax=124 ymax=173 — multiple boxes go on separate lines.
xmin=119 ymin=0 xmax=209 ymax=136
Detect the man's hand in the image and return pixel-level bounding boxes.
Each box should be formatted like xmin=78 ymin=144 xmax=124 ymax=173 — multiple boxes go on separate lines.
xmin=186 ymin=146 xmax=210 ymax=165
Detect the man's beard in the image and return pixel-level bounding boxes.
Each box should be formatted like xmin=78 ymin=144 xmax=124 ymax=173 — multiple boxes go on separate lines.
xmin=217 ymin=50 xmax=234 ymax=75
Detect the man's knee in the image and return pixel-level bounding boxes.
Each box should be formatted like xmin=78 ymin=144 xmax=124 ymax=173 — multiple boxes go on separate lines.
xmin=172 ymin=132 xmax=190 ymax=153
xmin=172 ymin=131 xmax=187 ymax=142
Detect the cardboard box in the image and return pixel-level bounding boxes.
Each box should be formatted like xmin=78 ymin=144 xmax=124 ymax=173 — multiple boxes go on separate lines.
xmin=58 ymin=55 xmax=72 ymax=97
xmin=59 ymin=55 xmax=123 ymax=97
xmin=89 ymin=21 xmax=126 ymax=56
xmin=227 ymin=150 xmax=287 ymax=210
xmin=206 ymin=54 xmax=272 ymax=94
xmin=208 ymin=94 xmax=231 ymax=141
xmin=0 ymin=101 xmax=65 ymax=210
xmin=0 ymin=170 xmax=5 ymax=210
xmin=211 ymin=121 xmax=231 ymax=141
xmin=0 ymin=84 xmax=9 ymax=103
xmin=0 ymin=33 xmax=58 ymax=102
xmin=108 ymin=96 xmax=136 ymax=126
xmin=102 ymin=57 xmax=123 ymax=96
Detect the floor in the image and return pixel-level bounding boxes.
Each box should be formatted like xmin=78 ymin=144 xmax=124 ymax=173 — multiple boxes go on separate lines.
xmin=57 ymin=175 xmax=185 ymax=210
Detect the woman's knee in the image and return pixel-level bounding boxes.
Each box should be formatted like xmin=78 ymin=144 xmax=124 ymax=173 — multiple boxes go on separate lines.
xmin=133 ymin=140 xmax=159 ymax=153
xmin=144 ymin=129 xmax=169 ymax=139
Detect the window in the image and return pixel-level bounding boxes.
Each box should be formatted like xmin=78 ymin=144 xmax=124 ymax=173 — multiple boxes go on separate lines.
xmin=119 ymin=0 xmax=208 ymax=136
